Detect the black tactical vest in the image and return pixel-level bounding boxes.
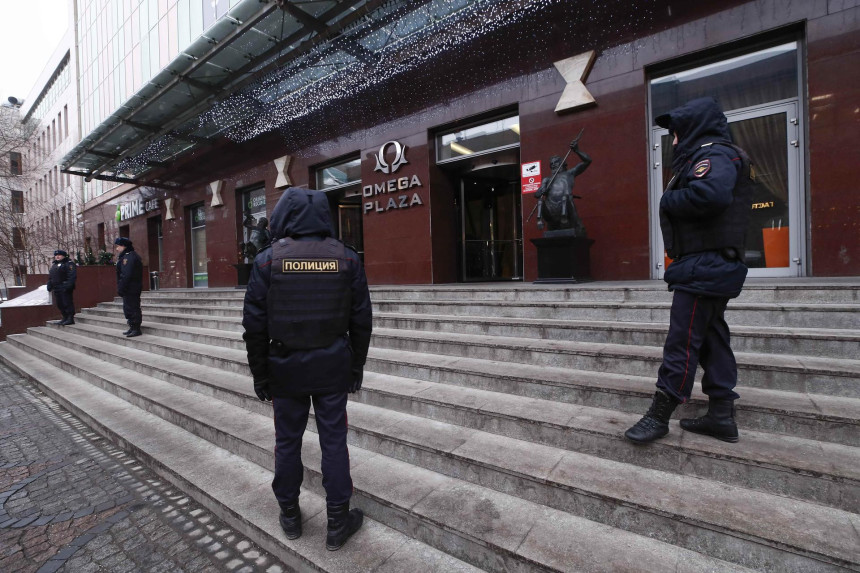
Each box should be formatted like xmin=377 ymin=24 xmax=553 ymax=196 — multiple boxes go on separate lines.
xmin=49 ymin=260 xmax=72 ymax=286
xmin=268 ymin=237 xmax=352 ymax=350
xmin=664 ymin=142 xmax=755 ymax=260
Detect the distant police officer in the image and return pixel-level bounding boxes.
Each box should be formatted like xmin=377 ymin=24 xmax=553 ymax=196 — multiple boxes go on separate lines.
xmin=242 ymin=187 xmax=372 ymax=551
xmin=114 ymin=237 xmax=144 ymax=337
xmin=625 ymin=97 xmax=755 ymax=444
xmin=46 ymin=250 xmax=77 ymax=325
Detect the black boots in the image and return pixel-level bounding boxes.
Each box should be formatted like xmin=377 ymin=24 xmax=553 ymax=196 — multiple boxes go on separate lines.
xmin=625 ymin=391 xmax=678 ymax=443
xmin=122 ymin=327 xmax=133 ymax=335
xmin=680 ymin=398 xmax=739 ymax=443
xmin=56 ymin=315 xmax=75 ymax=325
xmin=279 ymin=503 xmax=302 ymax=540
xmin=125 ymin=328 xmax=142 ymax=337
xmin=326 ymin=502 xmax=363 ymax=551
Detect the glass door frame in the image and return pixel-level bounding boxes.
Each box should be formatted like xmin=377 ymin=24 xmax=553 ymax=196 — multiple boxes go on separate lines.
xmin=648 ymin=99 xmax=804 ymax=279
xmin=459 ymin=174 xmax=523 ymax=282
xmin=189 ymin=203 xmax=208 ymax=288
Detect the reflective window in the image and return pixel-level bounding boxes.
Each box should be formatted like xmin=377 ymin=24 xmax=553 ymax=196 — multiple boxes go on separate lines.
xmin=651 ymin=42 xmax=798 ymax=121
xmin=437 ymin=115 xmax=520 ymax=162
xmin=316 ymin=157 xmax=361 ymax=190
xmin=190 ymin=205 xmax=208 ymax=287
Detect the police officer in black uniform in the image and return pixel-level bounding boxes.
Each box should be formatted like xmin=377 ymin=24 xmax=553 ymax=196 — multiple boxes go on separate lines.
xmin=46 ymin=250 xmax=77 ymax=325
xmin=625 ymin=97 xmax=755 ymax=444
xmin=242 ymin=187 xmax=372 ymax=551
xmin=114 ymin=237 xmax=144 ymax=337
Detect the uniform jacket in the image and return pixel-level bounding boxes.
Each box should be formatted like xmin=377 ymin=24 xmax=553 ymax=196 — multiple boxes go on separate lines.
xmin=47 ymin=258 xmax=77 ymax=292
xmin=658 ymin=97 xmax=749 ymax=299
xmin=242 ymin=187 xmax=372 ymax=397
xmin=116 ymin=247 xmax=144 ymax=296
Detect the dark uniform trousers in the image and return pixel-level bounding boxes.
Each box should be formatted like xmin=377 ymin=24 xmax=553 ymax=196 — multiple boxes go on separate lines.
xmin=272 ymin=392 xmax=352 ymax=507
xmin=656 ymin=290 xmax=740 ymax=404
xmin=123 ymin=294 xmax=142 ymax=329
xmin=55 ymin=290 xmax=75 ymax=318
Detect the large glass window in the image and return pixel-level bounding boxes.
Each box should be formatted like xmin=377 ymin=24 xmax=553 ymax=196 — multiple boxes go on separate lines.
xmin=649 ymin=41 xmax=803 ymax=278
xmin=316 ymin=156 xmax=361 ymax=191
xmin=190 ymin=204 xmax=208 ymax=287
xmin=437 ymin=115 xmax=520 ymax=162
xmin=651 ymin=42 xmax=798 ymax=121
xmin=239 ymin=186 xmax=267 ymax=261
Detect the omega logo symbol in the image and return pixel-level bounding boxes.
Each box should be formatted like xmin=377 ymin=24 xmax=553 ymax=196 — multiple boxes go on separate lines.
xmin=374 ymin=141 xmax=409 ymax=174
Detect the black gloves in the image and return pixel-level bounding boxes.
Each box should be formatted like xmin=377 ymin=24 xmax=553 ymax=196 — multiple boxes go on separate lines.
xmin=254 ymin=378 xmax=272 ymax=402
xmin=349 ymin=366 xmax=364 ymax=393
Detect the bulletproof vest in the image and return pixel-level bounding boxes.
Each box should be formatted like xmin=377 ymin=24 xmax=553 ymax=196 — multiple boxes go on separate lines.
xmin=664 ymin=142 xmax=755 ymax=261
xmin=268 ymin=237 xmax=352 ymax=350
xmin=49 ymin=260 xmax=70 ymax=284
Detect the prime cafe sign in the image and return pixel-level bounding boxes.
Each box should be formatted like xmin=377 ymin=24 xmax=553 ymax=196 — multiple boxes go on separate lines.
xmin=363 ymin=141 xmax=424 ymax=214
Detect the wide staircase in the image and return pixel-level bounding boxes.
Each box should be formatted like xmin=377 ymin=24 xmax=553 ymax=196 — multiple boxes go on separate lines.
xmin=1 ymin=280 xmax=858 ymax=572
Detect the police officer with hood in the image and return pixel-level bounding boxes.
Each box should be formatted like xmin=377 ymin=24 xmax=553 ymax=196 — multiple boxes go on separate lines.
xmin=625 ymin=97 xmax=754 ymax=444
xmin=115 ymin=237 xmax=144 ymax=337
xmin=242 ymin=187 xmax=372 ymax=550
xmin=46 ymin=249 xmax=77 ymax=325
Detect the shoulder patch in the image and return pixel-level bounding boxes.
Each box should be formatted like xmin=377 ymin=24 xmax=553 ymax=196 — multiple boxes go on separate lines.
xmin=693 ymin=159 xmax=711 ymax=178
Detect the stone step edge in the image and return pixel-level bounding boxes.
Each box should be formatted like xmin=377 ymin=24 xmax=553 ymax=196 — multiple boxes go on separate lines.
xmin=369 ymin=328 xmax=860 ymax=376
xmin=371 ymin=299 xmax=860 ymax=312
xmin=47 ymin=320 xmax=860 ymax=432
xmin=0 ymin=338 xmax=759 ymax=573
xmin=23 ymin=327 xmax=860 ymax=505
xmin=373 ymin=312 xmax=860 ymax=343
xmin=0 ymin=343 xmax=483 ymax=573
xmin=78 ymin=307 xmax=860 ymax=379
xmin=3 ymin=336 xmax=845 ymax=573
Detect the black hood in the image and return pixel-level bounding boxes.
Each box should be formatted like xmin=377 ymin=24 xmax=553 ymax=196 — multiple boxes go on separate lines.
xmin=269 ymin=187 xmax=333 ymax=240
xmin=656 ymin=97 xmax=732 ymax=170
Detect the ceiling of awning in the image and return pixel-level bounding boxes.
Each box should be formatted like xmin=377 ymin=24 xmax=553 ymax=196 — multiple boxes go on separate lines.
xmin=61 ymin=0 xmax=567 ymax=189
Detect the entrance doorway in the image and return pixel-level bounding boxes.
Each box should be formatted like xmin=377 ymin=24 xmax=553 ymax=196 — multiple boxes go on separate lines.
xmin=459 ymin=164 xmax=522 ymax=281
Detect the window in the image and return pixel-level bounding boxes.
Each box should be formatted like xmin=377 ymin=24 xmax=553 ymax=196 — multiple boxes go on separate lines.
xmin=9 ymin=152 xmax=22 ymax=175
xmin=315 ymin=156 xmax=361 ymax=191
xmin=651 ymin=42 xmax=798 ymax=122
xmin=11 ymin=191 xmax=24 ymax=213
xmin=190 ymin=204 xmax=208 ymax=287
xmin=239 ymin=186 xmax=267 ymax=261
xmin=14 ymin=265 xmax=26 ymax=287
xmin=12 ymin=227 xmax=25 ymax=250
xmin=436 ymin=115 xmax=520 ymax=162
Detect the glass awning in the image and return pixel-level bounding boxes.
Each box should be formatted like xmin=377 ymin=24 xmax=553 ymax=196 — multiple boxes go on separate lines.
xmin=62 ymin=0 xmax=554 ymax=188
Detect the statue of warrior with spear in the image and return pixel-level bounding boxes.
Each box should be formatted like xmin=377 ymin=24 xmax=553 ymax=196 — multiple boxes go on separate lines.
xmin=527 ymin=129 xmax=591 ymax=235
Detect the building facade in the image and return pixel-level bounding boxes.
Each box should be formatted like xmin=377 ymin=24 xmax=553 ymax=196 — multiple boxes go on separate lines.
xmin=66 ymin=0 xmax=860 ymax=288
xmin=2 ymin=16 xmax=83 ymax=289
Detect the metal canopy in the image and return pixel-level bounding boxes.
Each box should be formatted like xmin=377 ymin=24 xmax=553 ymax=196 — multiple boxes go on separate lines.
xmin=62 ymin=0 xmax=538 ymax=188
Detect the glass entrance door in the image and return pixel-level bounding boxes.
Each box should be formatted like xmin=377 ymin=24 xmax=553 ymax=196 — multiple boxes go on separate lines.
xmin=460 ymin=175 xmax=522 ymax=281
xmin=650 ymin=101 xmax=803 ymax=278
xmin=189 ymin=204 xmax=208 ymax=287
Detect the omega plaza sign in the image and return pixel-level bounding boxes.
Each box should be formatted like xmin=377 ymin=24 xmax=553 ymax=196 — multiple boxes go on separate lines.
xmin=363 ymin=140 xmax=424 ymax=214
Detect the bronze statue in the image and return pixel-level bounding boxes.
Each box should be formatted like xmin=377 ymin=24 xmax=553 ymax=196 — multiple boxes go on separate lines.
xmin=531 ymin=130 xmax=591 ymax=235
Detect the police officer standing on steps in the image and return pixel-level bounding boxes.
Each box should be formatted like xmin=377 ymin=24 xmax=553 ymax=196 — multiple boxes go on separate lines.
xmin=242 ymin=187 xmax=372 ymax=551
xmin=46 ymin=250 xmax=77 ymax=325
xmin=114 ymin=237 xmax=144 ymax=338
xmin=625 ymin=97 xmax=755 ymax=445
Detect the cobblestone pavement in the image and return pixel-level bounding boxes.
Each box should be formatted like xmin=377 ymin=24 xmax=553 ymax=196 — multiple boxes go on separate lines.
xmin=0 ymin=364 xmax=292 ymax=573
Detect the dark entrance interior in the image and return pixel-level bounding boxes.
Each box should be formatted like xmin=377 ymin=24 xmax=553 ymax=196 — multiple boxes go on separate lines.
xmin=458 ymin=163 xmax=522 ymax=281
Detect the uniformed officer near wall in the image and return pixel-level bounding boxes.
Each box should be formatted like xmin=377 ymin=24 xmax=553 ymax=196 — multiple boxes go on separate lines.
xmin=242 ymin=187 xmax=372 ymax=551
xmin=625 ymin=97 xmax=755 ymax=445
xmin=46 ymin=249 xmax=77 ymax=325
xmin=114 ymin=237 xmax=144 ymax=338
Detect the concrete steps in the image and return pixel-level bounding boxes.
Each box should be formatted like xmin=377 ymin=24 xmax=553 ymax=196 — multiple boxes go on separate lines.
xmin=1 ymin=281 xmax=858 ymax=572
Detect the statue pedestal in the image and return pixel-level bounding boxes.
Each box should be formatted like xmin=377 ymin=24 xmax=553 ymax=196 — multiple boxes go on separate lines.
xmin=530 ymin=234 xmax=594 ymax=283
